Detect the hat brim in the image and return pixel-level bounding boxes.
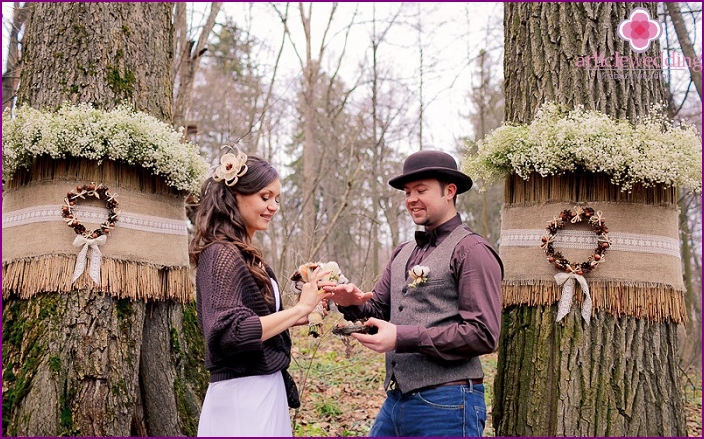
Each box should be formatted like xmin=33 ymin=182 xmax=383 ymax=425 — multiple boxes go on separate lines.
xmin=388 ymin=168 xmax=473 ymax=193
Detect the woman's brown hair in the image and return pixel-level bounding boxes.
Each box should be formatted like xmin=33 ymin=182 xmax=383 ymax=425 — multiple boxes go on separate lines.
xmin=189 ymin=155 xmax=279 ymax=305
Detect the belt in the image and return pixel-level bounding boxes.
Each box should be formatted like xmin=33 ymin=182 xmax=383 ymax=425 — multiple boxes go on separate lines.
xmin=423 ymin=378 xmax=483 ymax=390
xmin=390 ymin=378 xmax=483 ymax=392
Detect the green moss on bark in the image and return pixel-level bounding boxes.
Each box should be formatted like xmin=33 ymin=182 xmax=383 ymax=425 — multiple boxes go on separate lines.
xmin=171 ymin=302 xmax=208 ymax=435
xmin=2 ymin=296 xmax=52 ymax=435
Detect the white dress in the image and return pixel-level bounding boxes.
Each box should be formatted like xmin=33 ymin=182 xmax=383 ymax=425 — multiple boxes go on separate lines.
xmin=197 ymin=279 xmax=293 ymax=437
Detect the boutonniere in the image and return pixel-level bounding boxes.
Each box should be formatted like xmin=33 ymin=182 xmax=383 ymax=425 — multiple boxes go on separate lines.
xmin=408 ymin=265 xmax=430 ymax=288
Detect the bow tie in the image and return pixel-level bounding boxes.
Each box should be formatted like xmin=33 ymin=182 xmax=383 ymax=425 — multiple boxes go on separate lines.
xmin=415 ymin=229 xmax=438 ymax=247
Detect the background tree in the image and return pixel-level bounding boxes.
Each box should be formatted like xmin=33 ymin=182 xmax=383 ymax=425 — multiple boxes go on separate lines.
xmin=2 ymin=3 xmax=206 ymax=436
xmin=1 ymin=2 xmax=27 ymax=111
xmin=664 ymin=2 xmax=702 ymax=100
xmin=172 ymin=2 xmax=222 ymax=131
xmin=457 ymin=48 xmax=504 ymax=248
xmin=493 ymin=3 xmax=686 ymax=436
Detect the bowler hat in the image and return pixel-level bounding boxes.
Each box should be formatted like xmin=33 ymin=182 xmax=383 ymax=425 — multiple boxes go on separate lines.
xmin=388 ymin=150 xmax=473 ymax=193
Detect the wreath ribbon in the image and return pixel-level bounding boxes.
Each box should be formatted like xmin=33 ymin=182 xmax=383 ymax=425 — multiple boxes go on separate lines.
xmin=554 ymin=272 xmax=592 ymax=324
xmin=71 ymin=234 xmax=107 ymax=284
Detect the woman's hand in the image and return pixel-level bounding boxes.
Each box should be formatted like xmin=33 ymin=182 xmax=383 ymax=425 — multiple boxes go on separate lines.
xmin=294 ymin=267 xmax=333 ymax=314
xmin=323 ymin=283 xmax=373 ymax=307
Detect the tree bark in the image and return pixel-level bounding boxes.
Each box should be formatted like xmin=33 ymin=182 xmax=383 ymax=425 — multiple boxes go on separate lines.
xmin=494 ymin=306 xmax=685 ymax=436
xmin=503 ymin=2 xmax=665 ymax=125
xmin=495 ymin=3 xmax=686 ymax=437
xmin=3 ymin=3 xmax=207 ymax=436
xmin=17 ymin=2 xmax=173 ymax=121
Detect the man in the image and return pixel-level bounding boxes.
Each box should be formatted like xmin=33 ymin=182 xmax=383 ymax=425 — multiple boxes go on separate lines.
xmin=325 ymin=149 xmax=503 ymax=437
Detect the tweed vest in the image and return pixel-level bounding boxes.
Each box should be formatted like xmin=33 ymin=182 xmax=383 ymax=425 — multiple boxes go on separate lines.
xmin=385 ymin=225 xmax=484 ymax=394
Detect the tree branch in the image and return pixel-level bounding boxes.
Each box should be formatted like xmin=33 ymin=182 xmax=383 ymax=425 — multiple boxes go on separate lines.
xmin=665 ymin=2 xmax=702 ymax=100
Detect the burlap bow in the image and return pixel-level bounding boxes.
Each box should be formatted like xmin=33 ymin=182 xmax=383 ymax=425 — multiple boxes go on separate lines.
xmin=554 ymin=271 xmax=592 ymax=324
xmin=72 ymin=235 xmax=107 ymax=284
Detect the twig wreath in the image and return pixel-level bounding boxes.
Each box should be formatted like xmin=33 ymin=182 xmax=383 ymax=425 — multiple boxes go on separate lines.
xmin=541 ymin=205 xmax=610 ymax=274
xmin=541 ymin=205 xmax=611 ymax=324
xmin=61 ymin=183 xmax=119 ymax=238
xmin=61 ymin=183 xmax=119 ymax=284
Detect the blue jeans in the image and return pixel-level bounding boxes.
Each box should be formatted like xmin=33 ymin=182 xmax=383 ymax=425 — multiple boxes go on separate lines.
xmin=368 ymin=382 xmax=486 ymax=437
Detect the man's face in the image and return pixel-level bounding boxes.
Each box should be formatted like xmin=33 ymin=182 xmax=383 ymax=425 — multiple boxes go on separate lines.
xmin=403 ymin=178 xmax=456 ymax=229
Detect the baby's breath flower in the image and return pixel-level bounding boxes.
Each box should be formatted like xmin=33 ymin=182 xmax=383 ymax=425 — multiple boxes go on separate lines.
xmin=2 ymin=103 xmax=208 ymax=194
xmin=462 ymin=103 xmax=702 ymax=193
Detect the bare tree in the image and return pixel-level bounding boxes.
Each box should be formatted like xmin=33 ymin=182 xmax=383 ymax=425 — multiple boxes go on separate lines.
xmin=2 ymin=2 xmax=28 ymax=111
xmin=173 ymin=2 xmax=223 ymax=130
xmin=271 ymin=2 xmax=362 ymax=262
xmin=665 ymin=2 xmax=702 ymax=100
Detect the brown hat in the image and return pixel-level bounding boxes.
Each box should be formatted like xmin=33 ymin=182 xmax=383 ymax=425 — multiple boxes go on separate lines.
xmin=388 ymin=150 xmax=473 ymax=193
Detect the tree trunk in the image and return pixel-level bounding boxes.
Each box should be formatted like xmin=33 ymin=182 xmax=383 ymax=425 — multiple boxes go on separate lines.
xmin=17 ymin=2 xmax=173 ymax=121
xmin=300 ymin=4 xmax=319 ymax=259
xmin=495 ymin=3 xmax=686 ymax=436
xmin=495 ymin=306 xmax=684 ymax=436
xmin=172 ymin=2 xmax=222 ymax=130
xmin=3 ymin=3 xmax=207 ymax=436
xmin=504 ymin=2 xmax=665 ymax=125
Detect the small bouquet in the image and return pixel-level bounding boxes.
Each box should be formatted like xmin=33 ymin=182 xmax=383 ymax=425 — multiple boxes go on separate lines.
xmin=290 ymin=261 xmax=348 ymax=337
xmin=408 ymin=265 xmax=430 ymax=288
xmin=332 ymin=319 xmax=378 ymax=336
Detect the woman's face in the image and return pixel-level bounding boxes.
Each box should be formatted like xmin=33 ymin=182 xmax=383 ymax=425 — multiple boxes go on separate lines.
xmin=235 ymin=178 xmax=281 ymax=237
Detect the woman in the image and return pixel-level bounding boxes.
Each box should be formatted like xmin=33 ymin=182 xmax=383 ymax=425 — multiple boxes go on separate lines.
xmin=189 ymin=147 xmax=331 ymax=437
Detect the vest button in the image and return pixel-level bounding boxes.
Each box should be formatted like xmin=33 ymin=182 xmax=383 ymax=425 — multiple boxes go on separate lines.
xmin=398 ymin=305 xmax=404 ymax=311
xmin=402 ymin=286 xmax=408 ymax=294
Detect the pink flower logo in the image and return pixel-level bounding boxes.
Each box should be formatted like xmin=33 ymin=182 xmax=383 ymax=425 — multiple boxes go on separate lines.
xmin=618 ymin=7 xmax=662 ymax=53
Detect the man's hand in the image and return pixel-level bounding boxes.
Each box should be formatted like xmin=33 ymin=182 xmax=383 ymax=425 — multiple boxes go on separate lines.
xmin=323 ymin=283 xmax=373 ymax=307
xmin=351 ymin=317 xmax=396 ymax=353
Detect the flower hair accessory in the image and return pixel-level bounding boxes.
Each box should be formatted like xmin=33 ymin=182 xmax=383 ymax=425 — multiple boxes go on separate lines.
xmin=213 ymin=145 xmax=248 ymax=186
xmin=408 ymin=265 xmax=430 ymax=288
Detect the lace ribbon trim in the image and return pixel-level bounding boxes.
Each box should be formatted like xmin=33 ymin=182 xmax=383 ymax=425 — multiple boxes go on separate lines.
xmin=2 ymin=204 xmax=189 ymax=236
xmin=501 ymin=229 xmax=680 ymax=259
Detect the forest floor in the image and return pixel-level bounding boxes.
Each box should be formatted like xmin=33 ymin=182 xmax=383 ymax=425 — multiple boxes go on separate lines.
xmin=289 ymin=313 xmax=702 ymax=437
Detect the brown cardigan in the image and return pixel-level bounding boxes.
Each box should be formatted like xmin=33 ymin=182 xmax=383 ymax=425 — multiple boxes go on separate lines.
xmin=195 ymin=243 xmax=291 ymax=382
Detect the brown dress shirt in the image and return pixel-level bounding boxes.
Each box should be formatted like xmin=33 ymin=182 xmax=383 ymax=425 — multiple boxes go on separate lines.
xmin=339 ymin=214 xmax=503 ymax=362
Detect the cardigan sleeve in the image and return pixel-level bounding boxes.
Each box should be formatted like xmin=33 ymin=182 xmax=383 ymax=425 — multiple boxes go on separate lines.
xmin=199 ymin=244 xmax=264 ymax=359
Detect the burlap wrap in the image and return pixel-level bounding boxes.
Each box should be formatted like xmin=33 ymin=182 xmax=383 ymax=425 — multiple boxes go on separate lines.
xmin=2 ymin=158 xmax=194 ymax=302
xmin=499 ymin=198 xmax=687 ymax=323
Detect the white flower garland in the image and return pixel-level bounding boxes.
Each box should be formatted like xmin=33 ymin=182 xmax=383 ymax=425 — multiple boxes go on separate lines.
xmin=463 ymin=103 xmax=702 ymax=193
xmin=2 ymin=103 xmax=208 ymax=194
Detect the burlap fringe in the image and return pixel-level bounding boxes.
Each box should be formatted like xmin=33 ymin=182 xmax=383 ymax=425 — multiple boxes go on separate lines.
xmin=505 ymin=171 xmax=677 ymax=206
xmin=502 ymin=279 xmax=688 ymax=323
xmin=6 ymin=156 xmax=179 ymax=195
xmin=2 ymin=255 xmax=194 ymax=303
